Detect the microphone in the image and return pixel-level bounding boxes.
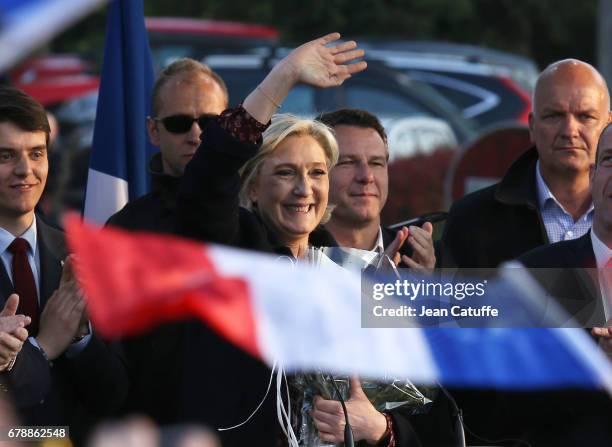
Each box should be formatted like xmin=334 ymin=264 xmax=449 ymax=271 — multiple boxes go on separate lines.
xmin=328 ymin=376 xmax=355 ymax=447
xmin=437 ymin=383 xmax=466 ymax=447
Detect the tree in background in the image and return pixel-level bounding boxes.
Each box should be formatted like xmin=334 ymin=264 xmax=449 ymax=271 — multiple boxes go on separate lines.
xmin=52 ymin=0 xmax=598 ymax=69
xmin=128 ymin=0 xmax=597 ymax=67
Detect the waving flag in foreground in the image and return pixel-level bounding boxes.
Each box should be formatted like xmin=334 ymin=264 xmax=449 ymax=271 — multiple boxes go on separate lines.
xmin=0 ymin=0 xmax=107 ymax=72
xmin=66 ymin=216 xmax=612 ymax=392
xmin=83 ymin=0 xmax=156 ymax=224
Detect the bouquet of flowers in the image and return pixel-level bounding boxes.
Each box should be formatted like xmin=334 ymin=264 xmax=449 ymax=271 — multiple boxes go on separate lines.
xmin=290 ymin=371 xmax=435 ymax=447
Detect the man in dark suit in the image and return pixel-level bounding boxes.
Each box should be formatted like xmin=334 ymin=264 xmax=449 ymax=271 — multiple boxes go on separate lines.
xmin=441 ymin=60 xmax=612 ymax=444
xmin=519 ymin=122 xmax=612 ymax=350
xmin=0 ymin=86 xmax=127 ymax=444
xmin=443 ymin=59 xmax=612 ymax=268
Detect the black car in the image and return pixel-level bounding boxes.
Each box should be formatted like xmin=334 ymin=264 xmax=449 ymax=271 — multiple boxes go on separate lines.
xmin=360 ymin=40 xmax=538 ymax=130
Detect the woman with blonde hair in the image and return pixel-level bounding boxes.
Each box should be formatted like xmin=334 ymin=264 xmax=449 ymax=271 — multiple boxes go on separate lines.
xmin=176 ymin=33 xmax=368 ymax=447
xmin=237 ymin=114 xmax=339 ymax=257
xmin=177 ymin=33 xmax=366 ymax=258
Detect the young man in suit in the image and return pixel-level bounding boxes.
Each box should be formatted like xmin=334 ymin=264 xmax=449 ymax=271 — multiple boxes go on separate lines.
xmin=0 ymin=86 xmax=127 ymax=443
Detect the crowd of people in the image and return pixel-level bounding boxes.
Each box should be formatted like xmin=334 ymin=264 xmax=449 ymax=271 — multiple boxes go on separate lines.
xmin=0 ymin=32 xmax=611 ymax=446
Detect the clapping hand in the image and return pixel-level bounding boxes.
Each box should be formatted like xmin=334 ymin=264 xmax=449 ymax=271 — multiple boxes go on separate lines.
xmin=0 ymin=294 xmax=30 ymax=371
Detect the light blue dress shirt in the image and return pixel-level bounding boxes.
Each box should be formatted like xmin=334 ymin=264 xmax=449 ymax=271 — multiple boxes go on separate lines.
xmin=535 ymin=161 xmax=593 ymax=243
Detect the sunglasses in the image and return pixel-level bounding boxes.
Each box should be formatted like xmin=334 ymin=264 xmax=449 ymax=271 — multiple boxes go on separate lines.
xmin=153 ymin=114 xmax=218 ymax=134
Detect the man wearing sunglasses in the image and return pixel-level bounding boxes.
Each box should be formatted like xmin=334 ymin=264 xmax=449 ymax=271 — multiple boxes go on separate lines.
xmin=107 ymin=58 xmax=227 ymax=233
xmin=106 ymin=58 xmax=227 ymax=425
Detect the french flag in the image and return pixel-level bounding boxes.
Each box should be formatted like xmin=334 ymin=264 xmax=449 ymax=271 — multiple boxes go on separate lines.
xmin=66 ymin=216 xmax=612 ymax=392
xmin=83 ymin=0 xmax=156 ymax=224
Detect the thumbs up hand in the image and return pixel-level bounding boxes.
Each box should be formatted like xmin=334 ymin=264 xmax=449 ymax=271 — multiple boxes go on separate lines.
xmin=311 ymin=376 xmax=388 ymax=444
xmin=0 ymin=294 xmax=30 ymax=371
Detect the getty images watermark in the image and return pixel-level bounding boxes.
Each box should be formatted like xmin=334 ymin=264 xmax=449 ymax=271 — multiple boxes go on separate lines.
xmin=361 ymin=268 xmax=607 ymax=328
xmin=371 ymin=277 xmax=495 ymax=318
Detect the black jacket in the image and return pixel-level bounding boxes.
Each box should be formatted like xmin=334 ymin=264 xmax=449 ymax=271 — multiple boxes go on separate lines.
xmin=442 ymin=147 xmax=548 ymax=267
xmin=177 ymin=119 xmax=337 ymax=254
xmin=0 ymin=218 xmax=127 ymax=444
xmin=175 ymin=119 xmax=339 ymax=447
xmin=107 ymin=152 xmax=180 ymax=234
xmin=177 ymin=120 xmax=460 ymax=446
xmin=518 ymin=231 xmax=606 ymax=327
xmin=106 ymin=153 xmax=188 ymax=425
xmin=441 ymin=149 xmax=612 ymax=446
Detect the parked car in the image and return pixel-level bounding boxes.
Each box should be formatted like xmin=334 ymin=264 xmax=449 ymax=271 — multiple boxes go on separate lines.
xmin=10 ymin=54 xmax=99 ymax=106
xmin=360 ymin=40 xmax=538 ymax=130
xmin=51 ymin=53 xmax=475 ymax=223
xmin=145 ymin=17 xmax=279 ymax=72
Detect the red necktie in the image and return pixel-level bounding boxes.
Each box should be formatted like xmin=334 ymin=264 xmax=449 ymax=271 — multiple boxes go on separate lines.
xmin=8 ymin=238 xmax=39 ymax=335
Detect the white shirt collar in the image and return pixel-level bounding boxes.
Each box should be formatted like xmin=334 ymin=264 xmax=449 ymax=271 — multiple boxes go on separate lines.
xmin=0 ymin=218 xmax=38 ymax=256
xmin=373 ymin=227 xmax=384 ymax=253
xmin=356 ymin=227 xmax=385 ymax=265
xmin=590 ymin=228 xmax=612 ymax=269
xmin=536 ymin=160 xmax=561 ymax=210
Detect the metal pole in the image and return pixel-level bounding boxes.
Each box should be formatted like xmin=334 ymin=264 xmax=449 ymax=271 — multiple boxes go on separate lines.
xmin=598 ymin=0 xmax=612 ymax=87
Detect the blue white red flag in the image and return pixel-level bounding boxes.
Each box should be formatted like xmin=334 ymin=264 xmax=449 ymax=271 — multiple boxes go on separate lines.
xmin=65 ymin=217 xmax=612 ymax=392
xmin=83 ymin=0 xmax=156 ymax=223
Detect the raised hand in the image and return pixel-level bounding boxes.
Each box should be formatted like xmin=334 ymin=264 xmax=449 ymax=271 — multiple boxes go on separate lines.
xmin=36 ymin=256 xmax=88 ymax=360
xmin=284 ymin=32 xmax=367 ymax=87
xmin=244 ymin=32 xmax=367 ymax=124
xmin=384 ymin=226 xmax=410 ymax=266
xmin=401 ymin=222 xmax=436 ymax=272
xmin=383 ymin=222 xmax=436 ymax=272
xmin=62 ymin=256 xmax=89 ymax=335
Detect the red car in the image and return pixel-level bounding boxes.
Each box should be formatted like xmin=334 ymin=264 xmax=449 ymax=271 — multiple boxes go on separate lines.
xmin=12 ymin=18 xmax=280 ymax=107
xmin=11 ymin=54 xmax=100 ymax=107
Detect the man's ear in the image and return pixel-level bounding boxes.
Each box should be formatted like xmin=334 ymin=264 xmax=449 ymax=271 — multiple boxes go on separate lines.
xmin=528 ymin=112 xmax=536 ymax=144
xmin=147 ymin=116 xmax=160 ymax=146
